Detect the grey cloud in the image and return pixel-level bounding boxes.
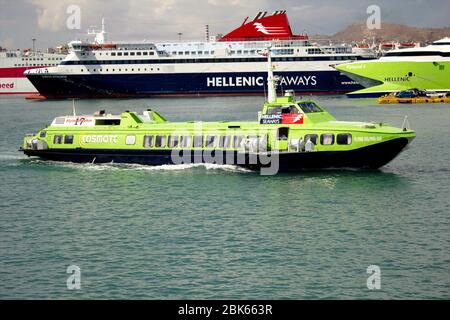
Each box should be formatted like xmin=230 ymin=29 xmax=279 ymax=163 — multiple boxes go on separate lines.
xmin=1 ymin=0 xmax=449 ymax=50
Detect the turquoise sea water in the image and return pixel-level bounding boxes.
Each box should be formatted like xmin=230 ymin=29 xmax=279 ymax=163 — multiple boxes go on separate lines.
xmin=0 ymin=95 xmax=449 ymax=299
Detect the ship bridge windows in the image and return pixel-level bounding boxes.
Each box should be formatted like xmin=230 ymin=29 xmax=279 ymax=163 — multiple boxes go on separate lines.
xmin=267 ymin=106 xmax=282 ymax=115
xmin=320 ymin=134 xmax=335 ymax=145
xmin=307 ymin=48 xmax=323 ymax=54
xmin=282 ymin=105 xmax=300 ymax=114
xmin=267 ymin=105 xmax=299 ymax=115
xmin=95 ymin=119 xmax=121 ymax=126
xmin=337 ymin=134 xmax=352 ymax=145
xmin=298 ymin=102 xmax=323 ymax=113
xmin=273 ymin=49 xmax=294 ymax=55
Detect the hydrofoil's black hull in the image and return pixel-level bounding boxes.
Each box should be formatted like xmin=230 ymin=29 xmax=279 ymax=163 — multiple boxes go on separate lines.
xmin=22 ymin=138 xmax=411 ymax=172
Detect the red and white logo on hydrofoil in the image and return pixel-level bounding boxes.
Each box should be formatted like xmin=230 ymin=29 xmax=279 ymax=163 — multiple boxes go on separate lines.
xmin=282 ymin=114 xmax=304 ymax=124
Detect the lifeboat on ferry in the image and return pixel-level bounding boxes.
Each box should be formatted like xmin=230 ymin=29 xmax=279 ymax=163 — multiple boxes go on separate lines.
xmin=89 ymin=43 xmax=117 ymax=50
xmin=101 ymin=44 xmax=117 ymax=49
xmin=89 ymin=44 xmax=101 ymax=50
xmin=380 ymin=43 xmax=395 ymax=51
xmin=398 ymin=42 xmax=416 ymax=49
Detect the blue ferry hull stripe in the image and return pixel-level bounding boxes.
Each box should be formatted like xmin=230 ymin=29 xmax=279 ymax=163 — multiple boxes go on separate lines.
xmin=27 ymin=71 xmax=363 ymax=97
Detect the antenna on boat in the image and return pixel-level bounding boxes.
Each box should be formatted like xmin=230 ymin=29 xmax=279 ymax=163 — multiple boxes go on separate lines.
xmin=266 ymin=45 xmax=279 ymax=103
xmin=88 ymin=18 xmax=107 ymax=44
xmin=402 ymin=115 xmax=411 ymax=131
xmin=72 ymin=99 xmax=77 ymax=116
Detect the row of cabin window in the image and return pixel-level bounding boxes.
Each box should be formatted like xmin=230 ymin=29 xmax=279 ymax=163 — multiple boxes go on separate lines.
xmin=52 ymin=133 xmax=352 ymax=147
xmin=143 ymin=135 xmax=245 ymax=149
xmin=110 ymin=52 xmax=155 ymax=57
xmin=21 ymin=57 xmax=63 ymax=61
xmin=299 ymin=133 xmax=352 ymax=145
xmin=61 ymin=56 xmax=360 ymax=66
xmin=52 ymin=134 xmax=243 ymax=148
xmin=79 ymin=67 xmax=160 ymax=73
xmin=80 ymin=51 xmax=156 ymax=57
xmin=171 ymin=51 xmax=215 ymax=56
xmin=85 ymin=51 xmax=217 ymax=56
xmin=306 ymin=48 xmax=351 ymax=55
xmin=14 ymin=64 xmax=58 ymax=67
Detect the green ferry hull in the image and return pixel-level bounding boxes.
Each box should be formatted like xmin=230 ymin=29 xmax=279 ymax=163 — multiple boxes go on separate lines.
xmin=336 ymin=61 xmax=450 ymax=98
xmin=22 ymin=137 xmax=412 ymax=171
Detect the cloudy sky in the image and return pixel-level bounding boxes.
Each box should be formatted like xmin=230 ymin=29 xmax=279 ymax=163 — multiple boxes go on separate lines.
xmin=1 ymin=0 xmax=449 ymax=50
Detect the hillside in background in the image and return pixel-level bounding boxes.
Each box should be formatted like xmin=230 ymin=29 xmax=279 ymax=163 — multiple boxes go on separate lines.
xmin=314 ymin=22 xmax=450 ymax=44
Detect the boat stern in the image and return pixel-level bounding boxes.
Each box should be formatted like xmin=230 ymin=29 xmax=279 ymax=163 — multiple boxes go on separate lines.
xmin=21 ymin=133 xmax=49 ymax=156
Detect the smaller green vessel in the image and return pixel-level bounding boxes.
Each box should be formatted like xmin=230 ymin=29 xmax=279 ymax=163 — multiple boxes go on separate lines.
xmin=21 ymin=48 xmax=415 ymax=174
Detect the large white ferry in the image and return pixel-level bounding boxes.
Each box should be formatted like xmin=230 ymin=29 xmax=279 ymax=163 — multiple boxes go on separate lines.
xmin=0 ymin=48 xmax=65 ymax=95
xmin=25 ymin=11 xmax=376 ymax=99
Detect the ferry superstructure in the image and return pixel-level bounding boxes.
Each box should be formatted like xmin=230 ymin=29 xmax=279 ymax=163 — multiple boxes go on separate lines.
xmin=25 ymin=12 xmax=376 ymax=99
xmin=0 ymin=49 xmax=65 ymax=95
xmin=336 ymin=37 xmax=450 ymax=98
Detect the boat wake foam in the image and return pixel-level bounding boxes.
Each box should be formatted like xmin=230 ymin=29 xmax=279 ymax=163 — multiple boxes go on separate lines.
xmin=0 ymin=153 xmax=28 ymax=161
xmin=25 ymin=160 xmax=253 ymax=173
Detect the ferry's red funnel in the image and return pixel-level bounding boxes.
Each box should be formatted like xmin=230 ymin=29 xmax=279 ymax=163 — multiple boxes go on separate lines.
xmin=219 ymin=11 xmax=308 ymax=42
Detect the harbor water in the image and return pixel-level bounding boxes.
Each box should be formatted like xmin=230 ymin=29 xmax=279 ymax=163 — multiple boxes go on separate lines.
xmin=0 ymin=95 xmax=449 ymax=299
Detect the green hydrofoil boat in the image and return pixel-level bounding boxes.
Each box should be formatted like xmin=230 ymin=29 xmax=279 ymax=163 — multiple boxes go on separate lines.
xmin=21 ymin=47 xmax=416 ymax=174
